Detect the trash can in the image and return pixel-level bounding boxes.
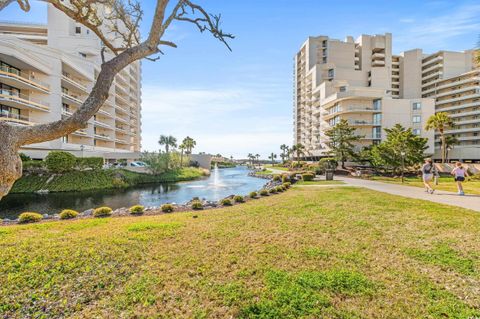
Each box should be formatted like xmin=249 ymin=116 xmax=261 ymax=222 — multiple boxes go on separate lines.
xmin=325 ymin=169 xmax=334 ymax=181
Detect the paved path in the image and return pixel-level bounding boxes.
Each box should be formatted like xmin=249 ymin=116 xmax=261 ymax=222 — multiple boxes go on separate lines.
xmin=336 ymin=177 xmax=480 ymax=212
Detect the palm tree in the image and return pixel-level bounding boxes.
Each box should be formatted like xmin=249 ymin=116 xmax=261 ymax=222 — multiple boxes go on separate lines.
xmin=247 ymin=153 xmax=254 ymax=166
xmin=158 ymin=135 xmax=177 ymax=154
xmin=179 ymin=143 xmax=186 ymax=167
xmin=425 ymin=112 xmax=454 ymax=163
xmin=268 ymin=153 xmax=277 ymax=165
xmin=182 ymin=136 xmax=196 ymax=154
xmin=444 ymin=135 xmax=458 ymax=163
xmin=291 ymin=143 xmax=305 ymax=163
xmin=280 ymin=144 xmax=289 ymax=163
xmin=255 ymin=154 xmax=260 ymax=166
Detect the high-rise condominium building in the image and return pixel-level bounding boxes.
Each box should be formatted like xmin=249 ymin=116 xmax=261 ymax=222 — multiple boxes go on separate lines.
xmin=0 ymin=4 xmax=142 ymax=161
xmin=294 ymin=33 xmax=479 ymax=161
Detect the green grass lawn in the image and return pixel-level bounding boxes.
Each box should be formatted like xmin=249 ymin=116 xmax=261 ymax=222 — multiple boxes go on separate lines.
xmin=264 ymin=164 xmax=290 ymax=171
xmin=1 ymin=187 xmax=480 ymax=318
xmin=255 ymin=169 xmax=273 ymax=176
xmin=370 ymin=176 xmax=480 ymax=195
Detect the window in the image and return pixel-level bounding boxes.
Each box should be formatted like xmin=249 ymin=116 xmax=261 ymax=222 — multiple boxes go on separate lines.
xmin=412 ymin=102 xmax=422 ymax=110
xmin=322 ymin=56 xmax=327 ymax=63
xmin=373 ymin=99 xmax=382 ymax=110
xmin=413 ymin=115 xmax=421 ymax=123
xmin=339 ymin=86 xmax=346 ymax=92
xmin=372 ymin=127 xmax=382 ymax=139
xmin=373 ymin=113 xmax=382 ymax=125
xmin=62 ymin=135 xmax=69 ymax=143
xmin=75 ymin=26 xmax=81 ymax=34
xmin=327 ymin=69 xmax=334 ymax=78
xmin=413 ymin=128 xmax=421 ymax=136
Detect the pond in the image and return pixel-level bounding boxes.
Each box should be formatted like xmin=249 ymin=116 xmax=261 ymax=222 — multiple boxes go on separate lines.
xmin=0 ymin=166 xmax=268 ymax=220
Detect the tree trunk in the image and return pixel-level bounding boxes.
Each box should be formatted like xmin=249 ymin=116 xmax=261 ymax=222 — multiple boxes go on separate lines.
xmin=0 ymin=126 xmax=22 ymax=200
xmin=441 ymin=133 xmax=446 ymax=164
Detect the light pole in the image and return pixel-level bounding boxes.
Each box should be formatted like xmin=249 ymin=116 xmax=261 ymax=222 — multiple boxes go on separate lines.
xmin=80 ymin=144 xmax=85 ymax=158
xmin=446 ymin=147 xmax=451 ymax=163
xmin=400 ymin=151 xmax=406 ymax=183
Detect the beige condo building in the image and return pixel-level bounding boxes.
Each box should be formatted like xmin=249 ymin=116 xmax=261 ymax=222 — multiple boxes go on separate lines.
xmin=294 ymin=33 xmax=479 ymax=161
xmin=0 ymin=4 xmax=142 ymax=161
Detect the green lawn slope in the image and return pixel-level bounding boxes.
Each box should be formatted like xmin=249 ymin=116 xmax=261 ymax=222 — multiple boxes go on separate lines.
xmin=1 ymin=186 xmax=479 ymax=318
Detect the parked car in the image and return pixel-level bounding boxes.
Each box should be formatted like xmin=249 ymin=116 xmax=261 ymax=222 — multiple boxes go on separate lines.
xmin=129 ymin=161 xmax=148 ymax=167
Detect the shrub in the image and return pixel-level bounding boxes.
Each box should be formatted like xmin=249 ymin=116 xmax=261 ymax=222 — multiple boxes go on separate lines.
xmin=161 ymin=204 xmax=174 ymax=213
xmin=191 ymin=201 xmax=203 ymax=210
xmin=129 ymin=205 xmax=145 ymax=215
xmin=233 ymin=195 xmax=245 ymax=203
xmin=59 ymin=209 xmax=79 ymax=220
xmin=302 ymin=173 xmax=315 ymax=181
xmin=269 ymin=188 xmax=277 ymax=194
xmin=249 ymin=191 xmax=258 ymax=198
xmin=77 ymin=157 xmax=104 ymax=170
xmin=22 ymin=160 xmax=46 ymax=173
xmin=19 ymin=153 xmax=31 ymax=162
xmin=18 ymin=212 xmax=43 ymax=224
xmin=273 ymin=175 xmax=281 ymax=182
xmin=94 ymin=206 xmax=112 ymax=217
xmin=283 ymin=182 xmax=291 ymax=188
xmin=319 ymin=157 xmax=338 ymax=171
xmin=45 ymin=151 xmax=76 ymax=173
xmin=260 ymin=189 xmax=269 ymax=196
xmin=220 ymin=198 xmax=233 ymax=206
xmin=276 ymin=186 xmax=284 ymax=192
xmin=281 ymin=174 xmax=290 ymax=183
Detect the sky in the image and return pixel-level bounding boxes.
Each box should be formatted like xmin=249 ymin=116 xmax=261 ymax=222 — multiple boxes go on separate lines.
xmin=1 ymin=0 xmax=479 ymax=158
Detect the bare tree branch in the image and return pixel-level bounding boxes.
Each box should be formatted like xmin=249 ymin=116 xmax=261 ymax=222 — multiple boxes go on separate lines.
xmin=0 ymin=0 xmax=233 ymax=199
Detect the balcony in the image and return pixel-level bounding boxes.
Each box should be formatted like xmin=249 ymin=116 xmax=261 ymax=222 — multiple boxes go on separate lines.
xmin=0 ymin=89 xmax=49 ymax=112
xmin=372 ymin=60 xmax=385 ymax=67
xmin=0 ymin=65 xmax=50 ymax=93
xmin=372 ymin=52 xmax=385 ymax=60
xmin=348 ymin=120 xmax=380 ymax=126
xmin=436 ymin=93 xmax=480 ymax=106
xmin=422 ymin=70 xmax=443 ymax=82
xmin=323 ymin=106 xmax=379 ymax=120
xmin=94 ymin=133 xmax=112 ymax=141
xmin=61 ymin=74 xmax=88 ymax=93
xmin=0 ymin=112 xmax=33 ymax=125
xmin=115 ymin=116 xmax=129 ymax=125
xmin=435 ymin=86 xmax=477 ymax=99
xmin=422 ymin=55 xmax=443 ymax=67
xmin=97 ymin=108 xmax=112 ymax=117
xmin=93 ymin=119 xmax=112 ymax=129
xmin=115 ymin=137 xmax=130 ymax=144
xmin=436 ymin=76 xmax=479 ymax=91
xmin=72 ymin=129 xmax=88 ymax=137
xmin=62 ymin=92 xmax=83 ymax=106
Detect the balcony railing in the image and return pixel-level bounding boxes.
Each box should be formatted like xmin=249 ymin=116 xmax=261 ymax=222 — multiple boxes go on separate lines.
xmin=0 ymin=89 xmax=49 ymax=111
xmin=0 ymin=112 xmax=32 ymax=125
xmin=62 ymin=92 xmax=83 ymax=105
xmin=61 ymin=74 xmax=88 ymax=92
xmin=0 ymin=65 xmax=50 ymax=92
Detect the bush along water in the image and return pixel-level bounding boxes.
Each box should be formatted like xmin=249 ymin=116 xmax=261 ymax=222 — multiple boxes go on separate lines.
xmin=59 ymin=209 xmax=79 ymax=220
xmin=129 ymin=205 xmax=145 ymax=215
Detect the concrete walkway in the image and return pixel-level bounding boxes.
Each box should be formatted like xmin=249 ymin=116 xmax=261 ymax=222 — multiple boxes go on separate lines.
xmin=337 ymin=177 xmax=480 ymax=212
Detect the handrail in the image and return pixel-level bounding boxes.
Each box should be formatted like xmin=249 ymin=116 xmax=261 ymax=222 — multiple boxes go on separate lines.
xmin=0 ymin=89 xmax=50 ymax=109
xmin=0 ymin=65 xmax=50 ymax=90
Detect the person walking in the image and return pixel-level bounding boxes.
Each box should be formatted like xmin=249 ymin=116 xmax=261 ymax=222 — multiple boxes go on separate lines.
xmin=451 ymin=162 xmax=469 ymax=196
xmin=421 ymin=158 xmax=437 ymax=194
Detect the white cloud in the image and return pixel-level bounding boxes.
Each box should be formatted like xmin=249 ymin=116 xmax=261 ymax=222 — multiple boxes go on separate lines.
xmin=395 ymin=3 xmax=480 ymax=51
xmin=140 ymin=85 xmax=292 ymax=158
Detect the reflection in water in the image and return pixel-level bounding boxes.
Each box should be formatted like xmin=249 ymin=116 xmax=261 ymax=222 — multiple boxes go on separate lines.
xmin=0 ymin=166 xmax=266 ymax=219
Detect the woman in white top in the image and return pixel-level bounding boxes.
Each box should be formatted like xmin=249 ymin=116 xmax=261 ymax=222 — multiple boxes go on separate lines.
xmin=421 ymin=158 xmax=437 ymax=194
xmin=451 ymin=162 xmax=469 ymax=195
